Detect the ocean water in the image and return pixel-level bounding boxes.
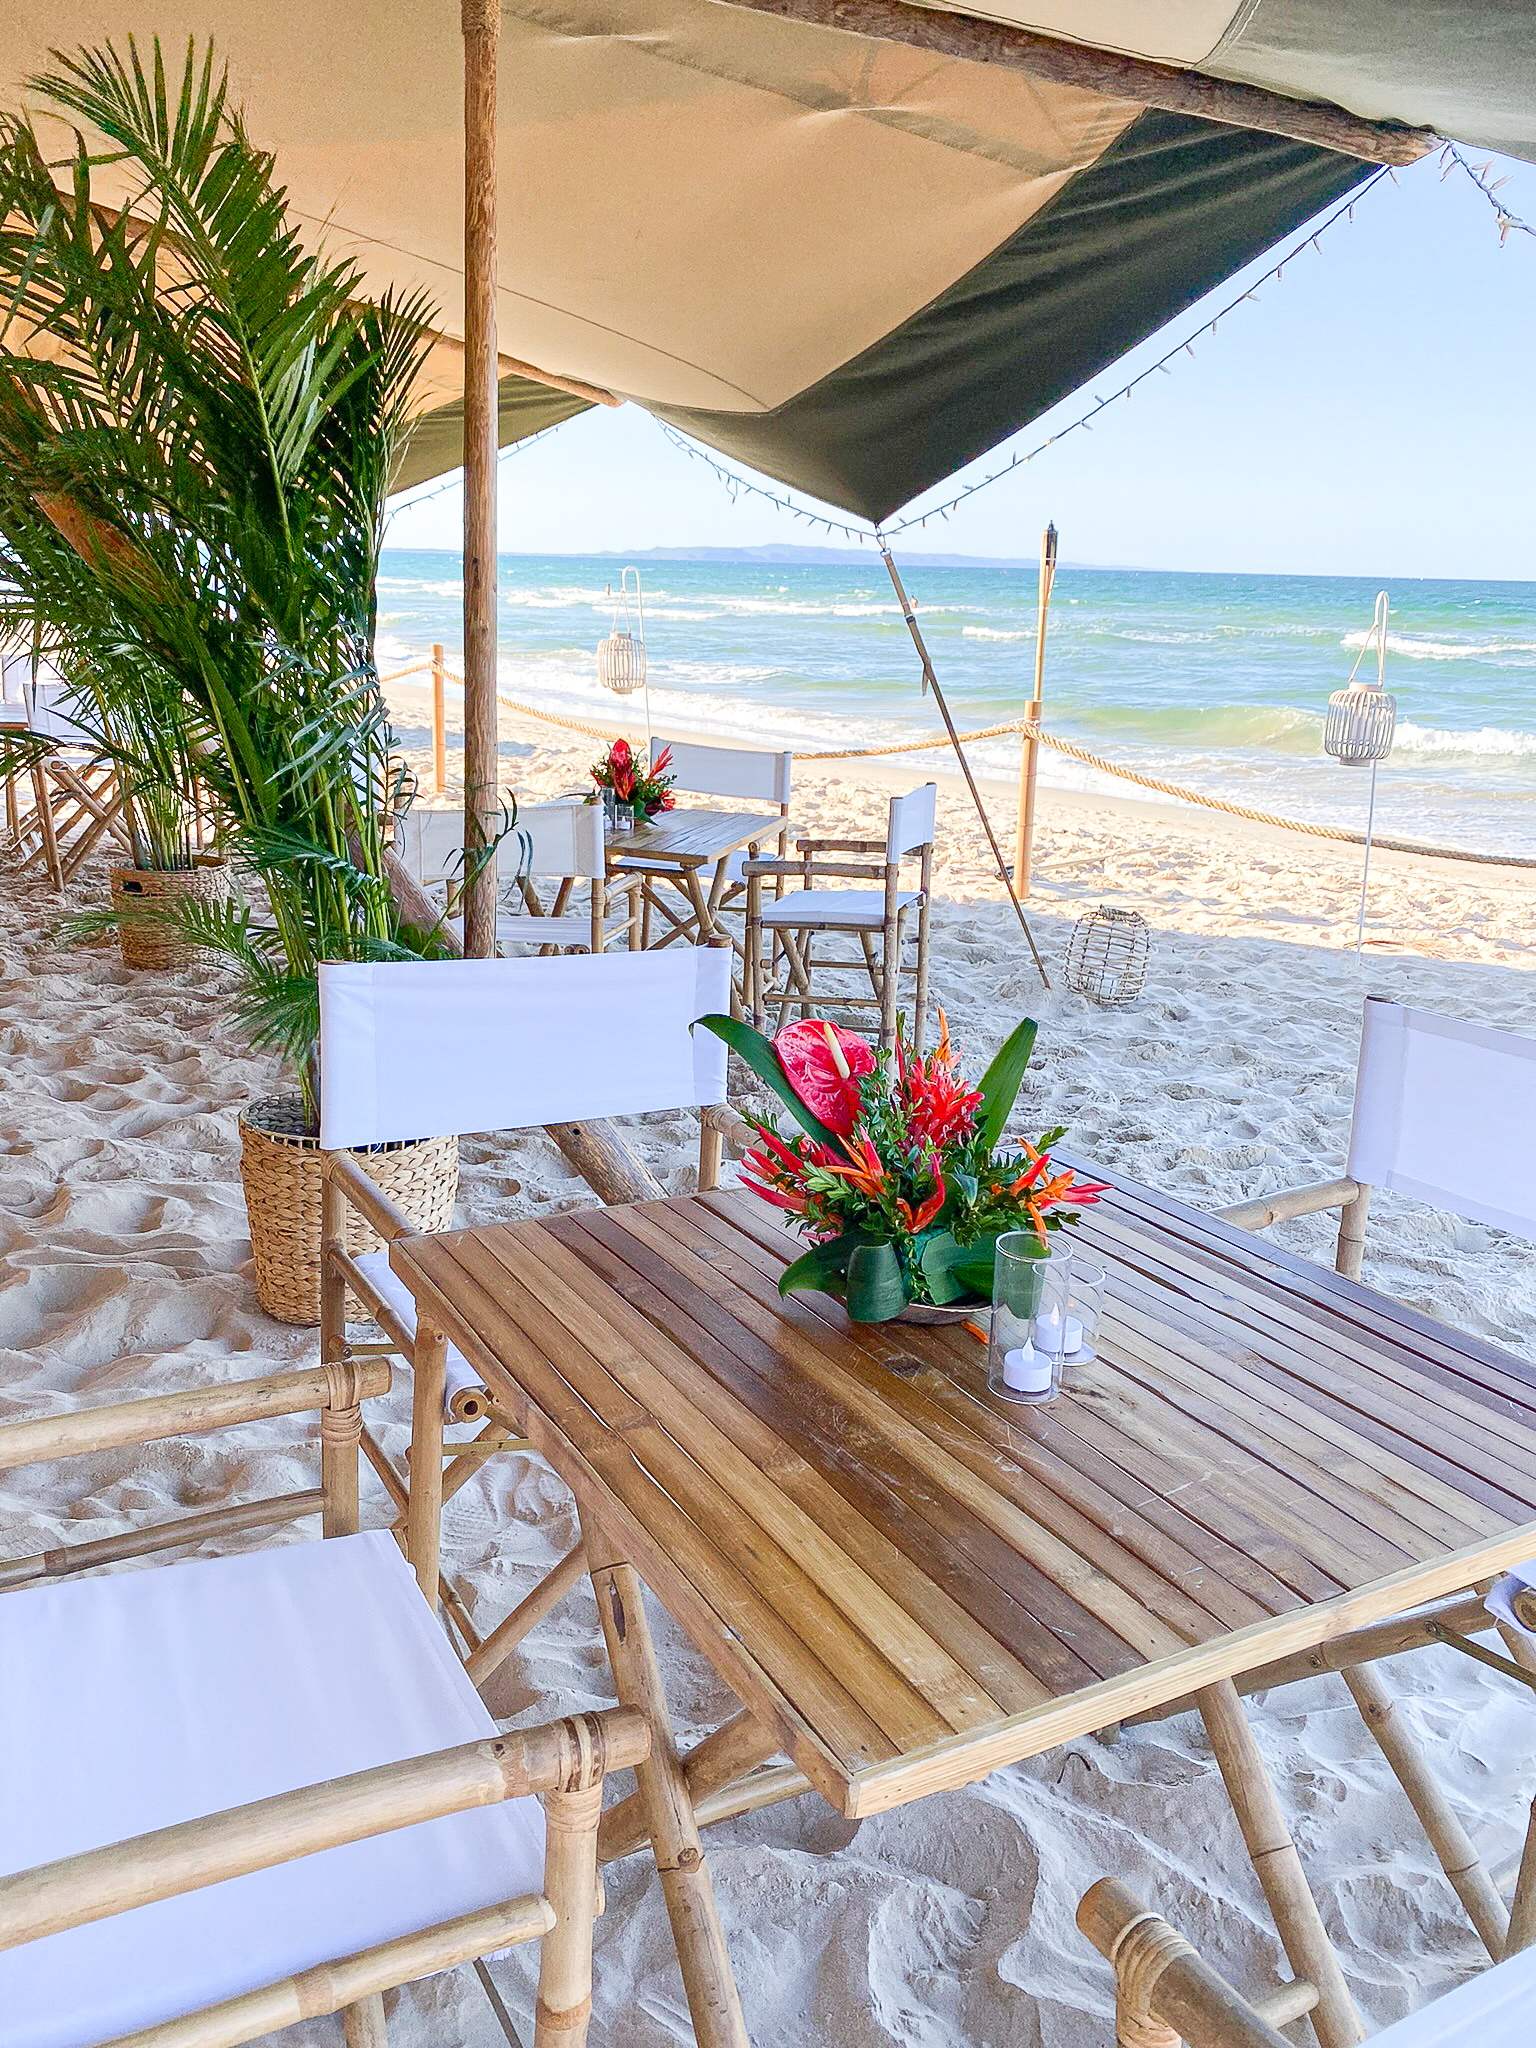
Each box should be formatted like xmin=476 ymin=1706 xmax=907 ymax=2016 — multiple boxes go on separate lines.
xmin=376 ymin=551 xmax=1536 ymax=859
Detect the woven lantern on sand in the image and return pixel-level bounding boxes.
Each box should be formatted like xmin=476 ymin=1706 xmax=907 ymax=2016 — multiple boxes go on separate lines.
xmin=1065 ymin=906 xmax=1150 ymax=1007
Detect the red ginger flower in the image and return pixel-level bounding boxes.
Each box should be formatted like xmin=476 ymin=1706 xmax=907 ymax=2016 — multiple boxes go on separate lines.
xmin=774 ymin=1020 xmax=875 ymax=1136
xmin=897 ymin=1011 xmax=980 ymax=1151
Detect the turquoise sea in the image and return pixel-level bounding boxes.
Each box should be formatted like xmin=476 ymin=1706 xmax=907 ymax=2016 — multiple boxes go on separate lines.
xmin=376 ymin=551 xmax=1536 ymax=859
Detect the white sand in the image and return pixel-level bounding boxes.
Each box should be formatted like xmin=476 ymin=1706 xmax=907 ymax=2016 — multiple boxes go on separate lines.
xmin=2 ymin=689 xmax=1534 ymax=2045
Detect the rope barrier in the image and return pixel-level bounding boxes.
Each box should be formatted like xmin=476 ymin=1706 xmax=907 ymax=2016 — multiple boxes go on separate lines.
xmin=379 ymin=665 xmax=1536 ymax=871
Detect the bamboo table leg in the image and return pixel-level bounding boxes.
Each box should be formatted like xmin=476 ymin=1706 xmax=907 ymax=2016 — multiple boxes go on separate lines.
xmin=342 ymin=1993 xmax=389 ymax=2048
xmin=1196 ymin=1681 xmax=1364 ymax=2048
xmin=584 ymin=1523 xmax=750 ymax=2048
xmin=1507 ymin=1801 xmax=1536 ymax=1957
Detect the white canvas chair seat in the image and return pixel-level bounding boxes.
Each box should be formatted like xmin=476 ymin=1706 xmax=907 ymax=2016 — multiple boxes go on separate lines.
xmin=440 ymin=908 xmax=636 ymax=953
xmin=0 ymin=1531 xmax=543 ymax=2048
xmin=757 ymin=885 xmax=922 ymax=929
xmin=1368 ymin=1941 xmax=1536 ymax=2046
xmin=351 ymin=1249 xmax=488 ymax=1416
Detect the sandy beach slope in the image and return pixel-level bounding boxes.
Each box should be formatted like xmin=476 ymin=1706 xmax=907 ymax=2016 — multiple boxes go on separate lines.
xmin=1 ymin=685 xmax=1533 ymax=2044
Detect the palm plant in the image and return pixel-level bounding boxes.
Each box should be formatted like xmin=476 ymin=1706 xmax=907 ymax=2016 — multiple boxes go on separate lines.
xmin=0 ymin=37 xmax=445 ymax=1120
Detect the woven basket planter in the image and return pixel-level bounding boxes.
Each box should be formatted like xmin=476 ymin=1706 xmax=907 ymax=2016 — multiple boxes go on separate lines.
xmin=110 ymin=857 xmax=228 ymax=971
xmin=238 ymin=1094 xmax=459 ymax=1326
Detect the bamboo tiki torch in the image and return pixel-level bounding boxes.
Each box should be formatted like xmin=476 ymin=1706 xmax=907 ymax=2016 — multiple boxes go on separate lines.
xmin=1012 ymin=522 xmax=1057 ymax=897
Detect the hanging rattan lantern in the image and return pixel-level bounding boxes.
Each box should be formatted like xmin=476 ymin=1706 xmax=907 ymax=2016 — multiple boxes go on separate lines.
xmin=1065 ymin=906 xmax=1150 ymax=1007
xmin=1325 ymin=590 xmax=1396 ymax=766
xmin=596 ymin=567 xmax=647 ymax=695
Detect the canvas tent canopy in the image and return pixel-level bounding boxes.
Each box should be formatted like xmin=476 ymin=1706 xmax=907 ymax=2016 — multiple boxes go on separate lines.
xmin=5 ymin=0 xmax=1532 ymax=522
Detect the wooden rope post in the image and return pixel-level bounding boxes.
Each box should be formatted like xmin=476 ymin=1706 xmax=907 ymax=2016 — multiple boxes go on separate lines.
xmin=1195 ymin=1681 xmax=1363 ymax=2048
xmin=431 ymin=642 xmax=448 ymax=795
xmin=1013 ymin=520 xmax=1056 ymax=898
xmin=583 ymin=1518 xmax=749 ymax=2048
xmin=1341 ymin=1664 xmax=1508 ymax=1959
xmin=461 ymin=0 xmax=501 ymax=959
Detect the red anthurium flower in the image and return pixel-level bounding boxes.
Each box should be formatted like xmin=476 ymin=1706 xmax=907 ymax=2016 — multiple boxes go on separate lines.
xmin=774 ymin=1019 xmax=875 ymax=1135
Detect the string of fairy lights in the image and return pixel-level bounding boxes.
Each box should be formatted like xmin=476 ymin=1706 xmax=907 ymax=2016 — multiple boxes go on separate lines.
xmin=387 ymin=141 xmax=1530 ymax=540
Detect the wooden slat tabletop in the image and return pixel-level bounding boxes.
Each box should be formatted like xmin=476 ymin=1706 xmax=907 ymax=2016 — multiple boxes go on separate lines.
xmin=608 ymin=807 xmax=784 ymax=868
xmin=391 ymin=1175 xmax=1536 ymax=1817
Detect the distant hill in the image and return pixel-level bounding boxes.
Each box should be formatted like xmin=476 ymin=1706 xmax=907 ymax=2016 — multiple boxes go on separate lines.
xmin=577 ymin=543 xmax=1037 ymax=569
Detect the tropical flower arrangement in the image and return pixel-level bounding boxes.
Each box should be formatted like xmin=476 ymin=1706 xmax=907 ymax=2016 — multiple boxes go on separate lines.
xmin=591 ymin=737 xmax=676 ymax=820
xmin=698 ymin=1011 xmax=1107 ymax=1323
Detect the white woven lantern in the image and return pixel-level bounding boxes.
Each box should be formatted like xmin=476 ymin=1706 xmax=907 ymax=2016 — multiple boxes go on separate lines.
xmin=1325 ymin=684 xmax=1396 ymax=765
xmin=597 ymin=567 xmax=647 ymax=697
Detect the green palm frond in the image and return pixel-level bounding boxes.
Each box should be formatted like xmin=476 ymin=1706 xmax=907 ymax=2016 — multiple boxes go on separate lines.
xmin=0 ymin=36 xmax=440 ymax=1126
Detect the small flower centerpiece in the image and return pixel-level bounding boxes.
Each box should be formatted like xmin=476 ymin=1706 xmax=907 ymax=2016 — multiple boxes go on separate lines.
xmin=591 ymin=738 xmax=677 ymax=824
xmin=698 ymin=1011 xmax=1107 ymax=1323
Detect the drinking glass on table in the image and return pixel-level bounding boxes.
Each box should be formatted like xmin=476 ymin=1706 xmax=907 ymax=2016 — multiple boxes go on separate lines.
xmin=987 ymin=1237 xmax=1071 ymax=1406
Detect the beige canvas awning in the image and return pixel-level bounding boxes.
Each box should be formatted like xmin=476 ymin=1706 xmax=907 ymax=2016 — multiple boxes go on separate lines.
xmin=5 ymin=1 xmax=1530 ymax=519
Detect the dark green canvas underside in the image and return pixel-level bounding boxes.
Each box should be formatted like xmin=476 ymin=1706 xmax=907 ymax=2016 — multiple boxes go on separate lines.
xmin=654 ymin=111 xmax=1373 ymax=523
xmin=394 ymin=109 xmax=1371 ymax=523
xmin=392 ymin=376 xmax=593 ymax=496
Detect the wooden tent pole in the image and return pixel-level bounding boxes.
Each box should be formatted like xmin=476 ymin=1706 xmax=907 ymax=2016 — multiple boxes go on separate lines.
xmin=462 ymin=0 xmax=501 ymax=958
xmin=1012 ymin=519 xmax=1055 ymax=898
xmin=879 ymin=543 xmax=1050 ymax=987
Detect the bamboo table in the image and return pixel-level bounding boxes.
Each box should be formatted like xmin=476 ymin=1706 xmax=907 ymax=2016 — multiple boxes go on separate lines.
xmin=607 ymin=807 xmax=784 ymax=954
xmin=392 ymin=1172 xmax=1536 ymax=2048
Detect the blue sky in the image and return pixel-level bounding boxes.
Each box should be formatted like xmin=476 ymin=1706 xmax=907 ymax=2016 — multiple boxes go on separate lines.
xmin=384 ymin=147 xmax=1535 ymax=582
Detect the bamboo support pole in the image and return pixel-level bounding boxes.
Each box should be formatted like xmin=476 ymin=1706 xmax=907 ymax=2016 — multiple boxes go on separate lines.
xmin=0 ymin=1713 xmax=647 ymax=1952
xmin=0 ymin=1363 xmax=391 ymax=1474
xmin=545 ymin=1120 xmax=665 ymax=1204
xmin=600 ymin=1707 xmax=781 ymax=1863
xmin=0 ymin=1491 xmax=325 ymax=1591
xmin=585 ymin=1530 xmax=750 ymax=2048
xmin=1215 ymin=1178 xmax=1363 ymax=1233
xmin=341 ymin=1992 xmax=390 ymax=2048
xmin=1335 ymin=1184 xmax=1372 ymax=1281
xmin=406 ymin=1318 xmax=448 ymax=1603
xmin=1341 ymin=1665 xmax=1508 ymax=1959
xmin=467 ymin=1546 xmax=589 ymax=1687
xmin=1506 ymin=1802 xmax=1536 ymax=1956
xmin=321 ymin=1375 xmax=365 ymax=1542
xmin=535 ymin=1773 xmax=605 ymax=2047
xmin=1195 ymin=1680 xmax=1363 ymax=2048
xmin=106 ymin=1900 xmax=551 ymax=2048
xmin=693 ymin=1764 xmax=813 ymax=1832
xmin=1077 ymin=1879 xmax=1295 ymax=2048
xmin=1013 ymin=521 xmax=1055 ymax=898
xmin=461 ymin=0 xmax=501 ymax=959
xmin=431 ymin=642 xmax=448 ymax=795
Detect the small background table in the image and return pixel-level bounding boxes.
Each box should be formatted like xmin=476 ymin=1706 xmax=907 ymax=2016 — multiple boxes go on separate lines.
xmin=393 ymin=1170 xmax=1536 ymax=2048
xmin=607 ymin=806 xmax=784 ymax=955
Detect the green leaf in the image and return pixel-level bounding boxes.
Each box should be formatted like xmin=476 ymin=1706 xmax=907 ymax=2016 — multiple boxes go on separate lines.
xmin=916 ymin=1229 xmax=985 ymax=1306
xmin=975 ymin=1017 xmax=1040 ymax=1153
xmin=694 ymin=1013 xmax=839 ymax=1148
xmin=845 ymin=1241 xmax=909 ymax=1323
xmin=778 ymin=1238 xmax=855 ymax=1300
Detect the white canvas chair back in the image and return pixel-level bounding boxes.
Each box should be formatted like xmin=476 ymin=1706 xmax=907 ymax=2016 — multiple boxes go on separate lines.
xmin=1346 ymin=997 xmax=1536 ymax=1239
xmin=654 ymin=736 xmax=792 ymax=807
xmin=0 ymin=649 xmax=30 ymax=726
xmin=318 ymin=944 xmax=731 ymax=1150
xmin=886 ymin=781 xmax=937 ymax=858
xmin=394 ymin=806 xmax=465 ymax=891
xmin=505 ymin=798 xmax=605 ymax=881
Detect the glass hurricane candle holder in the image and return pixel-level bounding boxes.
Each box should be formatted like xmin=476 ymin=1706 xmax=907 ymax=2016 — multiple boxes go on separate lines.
xmin=1059 ymin=1260 xmax=1105 ymax=1365
xmin=987 ymin=1237 xmax=1072 ymax=1405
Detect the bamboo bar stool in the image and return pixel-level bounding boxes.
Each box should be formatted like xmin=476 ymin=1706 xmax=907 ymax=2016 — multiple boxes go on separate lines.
xmin=316 ymin=945 xmax=754 ymax=1669
xmin=1078 ymin=1875 xmax=1536 ymax=2046
xmin=743 ymin=780 xmax=935 ymax=1051
xmin=0 ymin=1363 xmax=646 ymax=2048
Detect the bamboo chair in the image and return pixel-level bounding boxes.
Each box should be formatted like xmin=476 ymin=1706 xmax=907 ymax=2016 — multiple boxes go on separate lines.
xmin=614 ymin=736 xmax=794 ymax=926
xmin=316 ymin=944 xmax=752 ymax=1677
xmin=743 ymin=780 xmax=935 ymax=1051
xmin=0 ymin=1361 xmax=647 ymax=2048
xmin=1078 ymin=1875 xmax=1536 ymax=2047
xmin=396 ymin=800 xmax=639 ymax=953
xmin=1215 ymin=997 xmax=1536 ymax=1282
xmin=1 ymin=669 xmax=130 ymax=889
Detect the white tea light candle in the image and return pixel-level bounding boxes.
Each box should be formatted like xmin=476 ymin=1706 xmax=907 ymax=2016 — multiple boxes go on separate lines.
xmin=1034 ymin=1307 xmax=1083 ymax=1357
xmin=1002 ymin=1343 xmax=1052 ymax=1395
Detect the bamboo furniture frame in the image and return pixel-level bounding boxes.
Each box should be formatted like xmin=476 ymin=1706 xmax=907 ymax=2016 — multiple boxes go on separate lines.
xmin=743 ymin=794 xmax=934 ymax=1051
xmin=608 ymin=806 xmax=786 ymax=961
xmin=387 ymin=1165 xmax=1536 ymax=2048
xmin=0 ymin=1362 xmax=648 ymax=2046
xmin=6 ymin=745 xmax=131 ymax=889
